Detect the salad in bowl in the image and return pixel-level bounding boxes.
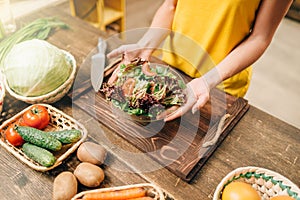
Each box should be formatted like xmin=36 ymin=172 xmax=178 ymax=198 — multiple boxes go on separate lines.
xmin=101 ymin=58 xmax=186 ymax=121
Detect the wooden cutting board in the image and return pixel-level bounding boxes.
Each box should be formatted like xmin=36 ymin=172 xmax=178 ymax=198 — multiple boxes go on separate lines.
xmin=70 ymin=49 xmax=249 ymax=182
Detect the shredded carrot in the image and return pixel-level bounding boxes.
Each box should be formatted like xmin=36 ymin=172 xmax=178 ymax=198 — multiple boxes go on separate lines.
xmin=82 ymin=187 xmax=147 ymax=200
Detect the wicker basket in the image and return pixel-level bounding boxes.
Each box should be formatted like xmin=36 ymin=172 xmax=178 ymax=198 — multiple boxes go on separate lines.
xmin=0 ymin=104 xmax=87 ymax=171
xmin=0 ymin=73 xmax=5 ymax=114
xmin=4 ymin=50 xmax=77 ymax=104
xmin=213 ymin=166 xmax=300 ymax=200
xmin=72 ymin=183 xmax=165 ymax=200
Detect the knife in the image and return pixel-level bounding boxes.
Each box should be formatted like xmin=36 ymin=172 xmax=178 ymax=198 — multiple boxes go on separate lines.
xmin=91 ymin=38 xmax=107 ymax=92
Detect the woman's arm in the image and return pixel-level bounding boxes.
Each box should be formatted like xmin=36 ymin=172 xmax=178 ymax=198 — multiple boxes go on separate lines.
xmin=150 ymin=0 xmax=177 ymax=28
xmin=107 ymin=0 xmax=178 ymax=59
xmin=210 ymin=0 xmax=293 ymax=89
xmin=107 ymin=0 xmax=177 ymax=84
xmin=165 ymin=0 xmax=293 ymax=121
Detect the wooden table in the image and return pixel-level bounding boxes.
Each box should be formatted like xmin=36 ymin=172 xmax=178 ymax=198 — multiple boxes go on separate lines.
xmin=0 ymin=3 xmax=299 ymax=200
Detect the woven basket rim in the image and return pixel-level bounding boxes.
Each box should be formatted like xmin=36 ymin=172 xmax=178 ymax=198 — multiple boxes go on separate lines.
xmin=71 ymin=183 xmax=165 ymax=200
xmin=213 ymin=166 xmax=300 ymax=200
xmin=0 ymin=103 xmax=88 ymax=171
xmin=3 ymin=50 xmax=76 ymax=102
xmin=0 ymin=75 xmax=5 ymax=99
xmin=0 ymin=75 xmax=5 ymax=114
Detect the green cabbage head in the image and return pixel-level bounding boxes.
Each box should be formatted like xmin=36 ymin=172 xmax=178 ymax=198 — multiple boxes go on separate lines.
xmin=3 ymin=39 xmax=72 ymax=97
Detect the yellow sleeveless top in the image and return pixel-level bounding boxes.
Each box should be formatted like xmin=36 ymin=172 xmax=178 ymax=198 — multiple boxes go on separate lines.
xmin=162 ymin=0 xmax=261 ymax=97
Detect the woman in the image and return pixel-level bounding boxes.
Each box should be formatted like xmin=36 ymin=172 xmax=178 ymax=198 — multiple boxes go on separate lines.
xmin=107 ymin=0 xmax=293 ymax=121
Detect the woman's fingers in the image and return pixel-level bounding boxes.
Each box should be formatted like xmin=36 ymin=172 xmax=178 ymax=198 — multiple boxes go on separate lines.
xmin=165 ymin=94 xmax=208 ymax=121
xmin=164 ymin=79 xmax=211 ymax=121
xmin=107 ymin=44 xmax=143 ymax=59
xmin=107 ymin=67 xmax=120 ymax=84
xmin=107 ymin=47 xmax=123 ymax=59
xmin=156 ymin=105 xmax=179 ymax=120
xmin=163 ymin=107 xmax=184 ymax=122
xmin=107 ymin=45 xmax=131 ymax=59
xmin=192 ymin=94 xmax=209 ymax=114
xmin=164 ymin=97 xmax=195 ymax=121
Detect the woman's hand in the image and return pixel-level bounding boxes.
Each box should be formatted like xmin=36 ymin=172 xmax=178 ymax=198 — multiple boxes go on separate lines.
xmin=107 ymin=44 xmax=153 ymax=84
xmin=107 ymin=43 xmax=152 ymax=60
xmin=164 ymin=77 xmax=210 ymax=121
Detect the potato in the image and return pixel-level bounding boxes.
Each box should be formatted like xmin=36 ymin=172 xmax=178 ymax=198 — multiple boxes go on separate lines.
xmin=53 ymin=171 xmax=77 ymax=200
xmin=77 ymin=141 xmax=107 ymax=165
xmin=74 ymin=162 xmax=105 ymax=187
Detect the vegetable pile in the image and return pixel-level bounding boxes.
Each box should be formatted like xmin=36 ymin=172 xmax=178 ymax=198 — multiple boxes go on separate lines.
xmin=101 ymin=58 xmax=186 ymax=120
xmin=4 ymin=104 xmax=82 ymax=167
xmin=53 ymin=141 xmax=108 ymax=200
xmin=222 ymin=181 xmax=296 ymax=200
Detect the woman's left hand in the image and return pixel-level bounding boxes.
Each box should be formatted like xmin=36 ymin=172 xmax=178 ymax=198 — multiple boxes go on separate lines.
xmin=164 ymin=77 xmax=210 ymax=121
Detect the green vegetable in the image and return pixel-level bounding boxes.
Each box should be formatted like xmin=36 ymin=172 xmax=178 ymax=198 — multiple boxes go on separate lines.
xmin=22 ymin=142 xmax=56 ymax=167
xmin=0 ymin=17 xmax=68 ymax=68
xmin=0 ymin=22 xmax=5 ymax=41
xmin=48 ymin=129 xmax=82 ymax=144
xmin=2 ymin=39 xmax=72 ymax=96
xmin=16 ymin=126 xmax=62 ymax=151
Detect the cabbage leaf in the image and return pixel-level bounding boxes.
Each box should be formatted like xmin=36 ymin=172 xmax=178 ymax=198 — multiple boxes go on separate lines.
xmin=3 ymin=39 xmax=72 ymax=97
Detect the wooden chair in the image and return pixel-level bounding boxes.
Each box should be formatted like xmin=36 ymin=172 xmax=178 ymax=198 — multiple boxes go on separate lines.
xmin=69 ymin=0 xmax=125 ymax=32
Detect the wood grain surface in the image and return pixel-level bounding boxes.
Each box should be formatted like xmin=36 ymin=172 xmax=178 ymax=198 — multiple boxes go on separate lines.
xmin=1 ymin=3 xmax=299 ymax=200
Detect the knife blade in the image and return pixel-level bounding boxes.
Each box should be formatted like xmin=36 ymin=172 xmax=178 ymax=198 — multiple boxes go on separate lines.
xmin=91 ymin=38 xmax=107 ymax=92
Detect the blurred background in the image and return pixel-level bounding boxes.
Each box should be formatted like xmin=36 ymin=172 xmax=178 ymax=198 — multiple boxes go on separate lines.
xmin=9 ymin=0 xmax=300 ymax=128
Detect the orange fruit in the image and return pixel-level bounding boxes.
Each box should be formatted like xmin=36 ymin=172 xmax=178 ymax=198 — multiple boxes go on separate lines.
xmin=270 ymin=196 xmax=295 ymax=200
xmin=222 ymin=181 xmax=260 ymax=200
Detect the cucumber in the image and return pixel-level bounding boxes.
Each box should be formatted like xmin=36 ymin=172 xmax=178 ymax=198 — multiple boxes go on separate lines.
xmin=16 ymin=126 xmax=62 ymax=151
xmin=22 ymin=143 xmax=56 ymax=167
xmin=48 ymin=129 xmax=82 ymax=144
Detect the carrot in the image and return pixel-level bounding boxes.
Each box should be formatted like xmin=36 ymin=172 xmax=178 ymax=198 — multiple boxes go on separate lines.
xmin=82 ymin=187 xmax=147 ymax=200
xmin=126 ymin=197 xmax=154 ymax=200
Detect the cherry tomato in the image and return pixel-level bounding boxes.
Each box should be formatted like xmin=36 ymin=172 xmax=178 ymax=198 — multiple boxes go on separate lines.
xmin=22 ymin=105 xmax=50 ymax=130
xmin=5 ymin=124 xmax=25 ymax=147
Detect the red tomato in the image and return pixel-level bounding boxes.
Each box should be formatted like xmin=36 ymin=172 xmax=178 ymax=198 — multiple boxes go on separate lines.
xmin=17 ymin=117 xmax=27 ymax=126
xmin=5 ymin=124 xmax=25 ymax=147
xmin=22 ymin=105 xmax=50 ymax=129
